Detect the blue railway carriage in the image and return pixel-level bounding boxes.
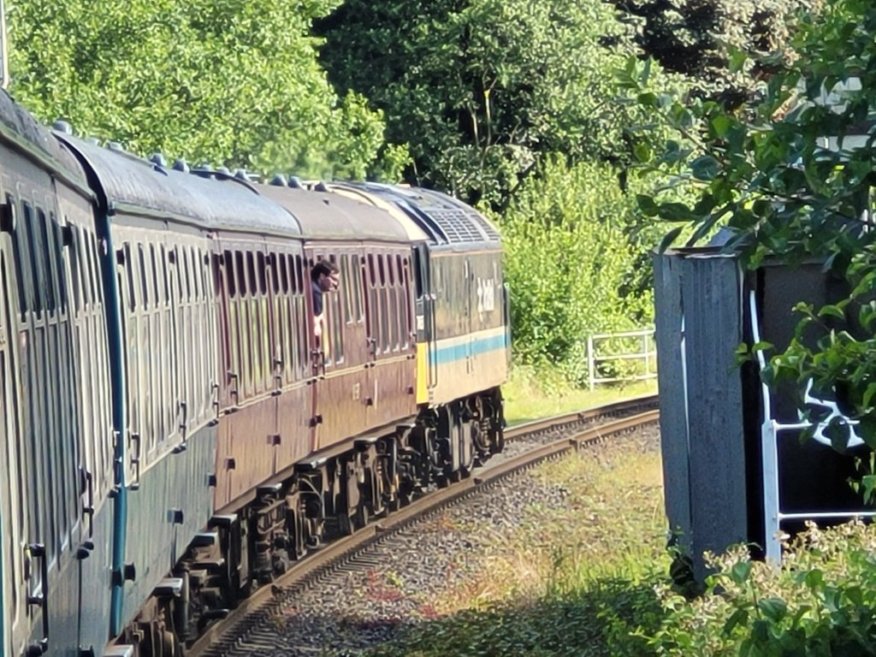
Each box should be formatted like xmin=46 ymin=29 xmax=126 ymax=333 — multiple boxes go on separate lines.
xmin=330 ymin=183 xmax=509 ymax=476
xmin=53 ymin=132 xmax=301 ymax=653
xmin=0 ymin=95 xmax=115 ymax=656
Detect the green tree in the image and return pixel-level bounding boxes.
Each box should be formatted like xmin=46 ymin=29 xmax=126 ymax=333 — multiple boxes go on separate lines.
xmin=628 ymin=0 xmax=876 ymax=449
xmin=499 ymin=155 xmax=657 ymax=380
xmin=318 ymin=0 xmax=674 ymax=207
xmin=6 ymin=0 xmax=393 ymax=179
xmin=610 ymin=0 xmax=821 ymax=107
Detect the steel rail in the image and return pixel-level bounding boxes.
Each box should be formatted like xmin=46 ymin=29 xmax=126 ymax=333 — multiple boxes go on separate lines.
xmin=190 ymin=403 xmax=659 ymax=657
xmin=504 ymin=393 xmax=657 ymax=439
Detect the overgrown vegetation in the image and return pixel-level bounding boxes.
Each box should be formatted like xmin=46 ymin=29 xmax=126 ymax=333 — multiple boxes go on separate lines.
xmin=3 ymin=0 xmax=820 ymax=385
xmin=497 ymin=157 xmax=659 ymax=377
xmin=609 ymin=0 xmax=822 ymax=107
xmin=647 ymin=523 xmax=876 ymax=656
xmin=6 ymin=0 xmax=399 ymax=179
xmin=627 ymin=0 xmax=876 ymax=450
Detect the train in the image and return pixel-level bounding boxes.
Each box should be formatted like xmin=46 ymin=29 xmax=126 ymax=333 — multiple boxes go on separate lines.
xmin=0 ymin=85 xmax=510 ymax=657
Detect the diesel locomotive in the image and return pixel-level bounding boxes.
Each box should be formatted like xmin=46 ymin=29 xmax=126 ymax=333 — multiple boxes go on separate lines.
xmin=0 ymin=85 xmax=509 ymax=657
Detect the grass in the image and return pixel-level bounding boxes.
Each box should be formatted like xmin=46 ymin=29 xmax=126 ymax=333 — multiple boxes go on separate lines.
xmin=365 ymin=426 xmax=669 ymax=657
xmin=503 ymin=364 xmax=658 ymax=425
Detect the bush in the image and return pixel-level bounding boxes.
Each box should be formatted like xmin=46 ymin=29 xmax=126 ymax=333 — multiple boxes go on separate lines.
xmin=496 ymin=155 xmax=658 ymax=383
xmin=648 ymin=521 xmax=876 ymax=656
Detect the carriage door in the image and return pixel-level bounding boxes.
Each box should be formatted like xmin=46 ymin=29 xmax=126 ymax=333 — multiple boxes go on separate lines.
xmin=0 ymin=230 xmax=27 ymax=657
xmin=464 ymin=258 xmax=474 ymax=375
xmin=413 ymin=245 xmax=437 ymax=397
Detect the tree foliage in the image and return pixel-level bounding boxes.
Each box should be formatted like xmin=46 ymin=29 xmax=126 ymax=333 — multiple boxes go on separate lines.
xmin=498 ymin=156 xmax=657 ymax=382
xmin=6 ymin=0 xmax=393 ymax=178
xmin=317 ymin=0 xmax=674 ymax=207
xmin=628 ymin=0 xmax=876 ymax=445
xmin=610 ymin=0 xmax=822 ymax=106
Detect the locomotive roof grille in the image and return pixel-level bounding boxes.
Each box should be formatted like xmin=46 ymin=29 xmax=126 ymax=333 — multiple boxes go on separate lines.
xmin=423 ymin=208 xmax=485 ymax=243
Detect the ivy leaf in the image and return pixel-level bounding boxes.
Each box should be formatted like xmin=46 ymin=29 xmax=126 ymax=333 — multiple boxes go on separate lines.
xmin=657 ymin=202 xmax=692 ymax=221
xmin=691 ymin=155 xmax=720 ymax=181
xmin=658 ymin=226 xmax=684 ymax=253
xmin=817 ymin=304 xmax=846 ymax=321
xmin=757 ymin=597 xmax=788 ymax=623
xmin=723 ymin=608 xmax=749 ymax=636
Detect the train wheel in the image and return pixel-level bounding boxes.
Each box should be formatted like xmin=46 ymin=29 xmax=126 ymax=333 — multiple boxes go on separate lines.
xmin=162 ymin=630 xmax=184 ymax=657
xmin=337 ymin=512 xmax=355 ymax=536
xmin=355 ymin=502 xmax=369 ymax=529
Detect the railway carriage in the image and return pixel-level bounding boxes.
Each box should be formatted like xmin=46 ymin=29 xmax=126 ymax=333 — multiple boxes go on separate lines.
xmin=53 ymin=131 xmax=304 ymax=653
xmin=0 ymin=94 xmax=115 ymax=657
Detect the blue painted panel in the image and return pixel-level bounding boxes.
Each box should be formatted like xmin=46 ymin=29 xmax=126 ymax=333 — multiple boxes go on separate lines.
xmin=79 ymin=500 xmax=114 ymax=657
xmin=120 ymin=425 xmax=216 ymax=627
xmin=45 ymin=548 xmax=80 ymax=656
xmin=434 ymin=333 xmax=506 ymax=365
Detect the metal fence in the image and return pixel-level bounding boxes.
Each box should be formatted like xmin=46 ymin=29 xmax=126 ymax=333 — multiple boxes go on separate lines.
xmin=585 ymin=327 xmax=657 ymax=390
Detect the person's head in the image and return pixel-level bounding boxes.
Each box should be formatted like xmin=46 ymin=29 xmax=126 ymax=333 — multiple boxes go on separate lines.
xmin=312 ymin=259 xmax=340 ymax=292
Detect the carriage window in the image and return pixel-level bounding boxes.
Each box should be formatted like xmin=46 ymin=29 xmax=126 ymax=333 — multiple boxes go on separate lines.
xmin=234 ymin=251 xmax=245 ymax=297
xmin=224 ymin=251 xmax=235 ymax=297
xmin=201 ymin=251 xmax=211 ymax=302
xmin=5 ymin=195 xmax=27 ymax=315
xmin=195 ymin=248 xmax=204 ymax=300
xmin=279 ymin=253 xmax=289 ymax=294
xmin=349 ymin=256 xmax=359 ymax=322
xmin=184 ymin=247 xmax=195 ymax=301
xmin=187 ymin=248 xmax=197 ymax=301
xmin=331 ymin=290 xmax=344 ymax=363
xmin=23 ymin=203 xmax=44 ymax=313
xmin=367 ymin=254 xmax=376 ymax=287
xmin=257 ymin=252 xmax=267 ymax=295
xmin=295 ymin=255 xmax=304 ymax=293
xmin=37 ymin=210 xmax=55 ymax=314
xmin=247 ymin=253 xmax=256 ymax=298
xmin=171 ymin=246 xmax=181 ymax=301
xmin=124 ymin=244 xmax=136 ymax=312
xmin=160 ymin=245 xmax=170 ymax=301
xmin=89 ymin=233 xmax=102 ymax=304
xmin=70 ymin=227 xmax=83 ymax=311
xmin=53 ymin=218 xmax=68 ymax=312
xmin=140 ymin=244 xmax=151 ymax=309
xmin=387 ymin=255 xmax=396 ymax=287
xmin=341 ymin=256 xmax=352 ymax=323
xmin=150 ymin=244 xmax=160 ymax=305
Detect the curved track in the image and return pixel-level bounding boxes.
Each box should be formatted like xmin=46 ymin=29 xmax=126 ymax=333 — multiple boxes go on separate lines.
xmin=189 ymin=394 xmax=659 ymax=657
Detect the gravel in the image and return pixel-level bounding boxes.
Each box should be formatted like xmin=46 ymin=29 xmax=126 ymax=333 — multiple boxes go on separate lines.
xmin=221 ymin=423 xmax=661 ymax=657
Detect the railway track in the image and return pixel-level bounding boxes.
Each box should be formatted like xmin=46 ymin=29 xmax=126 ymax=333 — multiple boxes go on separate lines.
xmin=189 ymin=394 xmax=659 ymax=657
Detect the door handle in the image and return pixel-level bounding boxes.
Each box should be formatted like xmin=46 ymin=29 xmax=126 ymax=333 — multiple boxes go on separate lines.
xmin=26 ymin=542 xmax=49 ymax=655
xmin=81 ymin=468 xmax=95 ymax=537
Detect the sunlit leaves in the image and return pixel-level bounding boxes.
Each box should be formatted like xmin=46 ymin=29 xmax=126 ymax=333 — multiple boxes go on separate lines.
xmin=318 ymin=0 xmax=680 ymax=206
xmin=497 ymin=156 xmax=658 ymax=382
xmin=6 ymin=0 xmax=391 ymax=179
xmin=626 ymin=0 xmax=876 ymax=446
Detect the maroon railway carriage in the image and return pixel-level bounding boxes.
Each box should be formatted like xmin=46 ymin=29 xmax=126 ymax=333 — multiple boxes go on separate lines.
xmin=211 ymin=176 xmax=430 ymax=575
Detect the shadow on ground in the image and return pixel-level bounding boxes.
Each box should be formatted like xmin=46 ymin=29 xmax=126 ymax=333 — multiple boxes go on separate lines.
xmin=315 ymin=576 xmax=668 ymax=657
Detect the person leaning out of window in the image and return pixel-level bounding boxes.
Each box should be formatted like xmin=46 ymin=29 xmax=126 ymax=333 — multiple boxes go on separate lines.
xmin=310 ymin=259 xmax=339 ymax=340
